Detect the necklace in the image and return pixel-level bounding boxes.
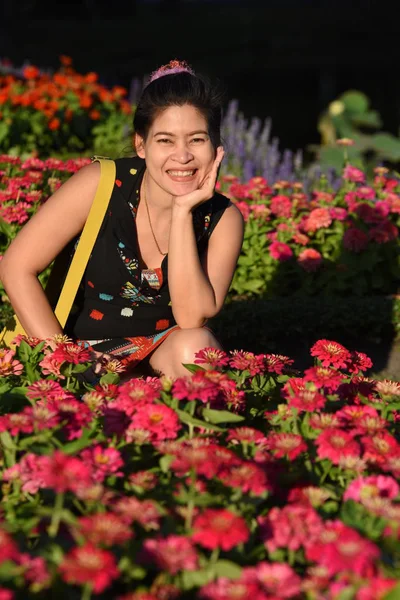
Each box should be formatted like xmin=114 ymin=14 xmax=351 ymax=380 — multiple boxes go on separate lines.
xmin=142 ymin=173 xmax=168 ymax=256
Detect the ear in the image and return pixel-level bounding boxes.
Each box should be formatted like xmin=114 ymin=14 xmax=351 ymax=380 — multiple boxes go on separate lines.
xmin=134 ymin=133 xmax=146 ymax=158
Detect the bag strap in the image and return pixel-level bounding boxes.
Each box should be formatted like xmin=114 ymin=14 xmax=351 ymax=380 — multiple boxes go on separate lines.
xmin=53 ymin=157 xmax=116 ymax=328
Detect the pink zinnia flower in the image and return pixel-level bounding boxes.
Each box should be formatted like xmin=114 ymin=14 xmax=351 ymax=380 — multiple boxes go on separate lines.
xmin=47 ymin=397 xmax=92 ymax=440
xmin=306 ymin=520 xmax=380 ymax=576
xmin=343 ymin=227 xmax=369 ymax=252
xmin=0 ymin=348 xmax=23 ymax=376
xmin=3 ymin=453 xmax=48 ymax=494
xmin=192 ymin=509 xmax=250 ymax=551
xmin=356 ymin=577 xmax=398 ymax=600
xmin=249 ymin=561 xmax=302 ymax=598
xmin=80 ymin=445 xmax=124 ymax=482
xmin=59 ymin=543 xmax=119 ymax=593
xmin=116 ymin=378 xmax=160 ymax=414
xmin=316 ymin=429 xmax=360 ymax=464
xmin=362 ymin=431 xmax=400 ymax=464
xmin=194 ymin=347 xmax=229 ymax=368
xmin=329 ymin=207 xmax=348 ymax=221
xmin=217 ymin=460 xmax=270 ymax=496
xmin=40 ymin=450 xmax=93 ymax=493
xmin=141 ymin=536 xmax=198 ymax=574
xmin=310 ymin=339 xmax=351 ymax=369
xmin=26 ymin=379 xmax=66 ymax=401
xmin=286 ymin=387 xmax=326 ymax=412
xmin=346 ymin=350 xmax=373 ymax=373
xmin=344 ymin=475 xmax=399 ymax=503
xmin=369 ymin=220 xmax=398 ymax=243
xmin=112 ymin=497 xmax=162 ymax=530
xmin=264 ymin=353 xmax=294 ymax=374
xmin=304 ymin=208 xmax=332 ymax=232
xmin=343 ymin=165 xmax=365 ymax=183
xmin=258 ymin=504 xmax=323 ymax=553
xmin=269 ymin=241 xmax=293 ymax=261
xmin=270 ymin=194 xmax=292 ymax=218
xmin=298 ymin=248 xmax=323 ymax=272
xmin=127 ymin=404 xmax=179 ymax=442
xmin=199 ymin=579 xmax=265 ymax=600
xmin=0 ymin=529 xmax=19 ymax=564
xmin=229 ymin=350 xmax=265 ymax=375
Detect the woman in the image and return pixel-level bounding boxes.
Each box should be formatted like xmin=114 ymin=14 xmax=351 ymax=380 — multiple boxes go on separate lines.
xmin=0 ymin=60 xmax=244 ymax=378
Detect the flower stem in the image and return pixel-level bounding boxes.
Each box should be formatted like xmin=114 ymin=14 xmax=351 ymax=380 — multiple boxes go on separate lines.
xmin=185 ymin=469 xmax=196 ymax=531
xmin=48 ymin=492 xmax=64 ymax=538
xmin=81 ymin=583 xmax=92 ymax=600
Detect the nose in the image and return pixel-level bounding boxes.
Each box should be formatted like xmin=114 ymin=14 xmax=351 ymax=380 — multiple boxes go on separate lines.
xmin=172 ymin=142 xmax=194 ymax=163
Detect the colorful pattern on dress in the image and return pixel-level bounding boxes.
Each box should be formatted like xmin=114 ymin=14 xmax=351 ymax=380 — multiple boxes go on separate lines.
xmin=117 ymin=241 xmax=139 ymax=275
xmin=120 ymin=280 xmax=160 ymax=305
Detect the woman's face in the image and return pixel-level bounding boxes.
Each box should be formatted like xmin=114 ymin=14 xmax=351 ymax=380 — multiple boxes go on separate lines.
xmin=135 ymin=104 xmax=216 ymax=200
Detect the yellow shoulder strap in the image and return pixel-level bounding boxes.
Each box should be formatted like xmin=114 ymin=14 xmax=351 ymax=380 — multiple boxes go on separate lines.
xmin=53 ymin=157 xmax=116 ymax=328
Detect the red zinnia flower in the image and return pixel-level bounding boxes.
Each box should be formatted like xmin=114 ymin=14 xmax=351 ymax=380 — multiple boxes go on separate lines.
xmin=59 ymin=543 xmax=119 ymax=593
xmin=298 ymin=248 xmax=323 ymax=272
xmin=303 ymin=208 xmax=332 ymax=232
xmin=75 ymin=513 xmax=133 ymax=547
xmin=194 ymin=347 xmax=229 ymax=368
xmin=80 ymin=445 xmax=124 ymax=482
xmin=113 ymin=497 xmax=162 ymax=530
xmin=343 ymin=165 xmax=365 ymax=183
xmin=266 ymin=432 xmax=308 ymax=460
xmin=310 ymin=339 xmax=351 ymax=369
xmin=316 ymin=429 xmax=360 ymax=465
xmin=286 ymin=387 xmax=326 ymax=412
xmin=192 ymin=509 xmax=249 ymax=551
xmin=362 ymin=431 xmax=400 ymax=465
xmin=141 ymin=536 xmax=198 ymax=574
xmin=303 ymin=366 xmax=344 ymax=392
xmin=343 ymin=227 xmax=369 ymax=252
xmin=127 ymin=404 xmax=179 ymax=442
xmin=269 ymin=241 xmax=293 ymax=261
xmin=172 ymin=372 xmax=220 ymax=403
xmin=270 ymin=195 xmax=292 ymax=218
xmin=229 ymin=350 xmax=265 ymax=375
xmin=52 ymin=342 xmax=92 ymax=364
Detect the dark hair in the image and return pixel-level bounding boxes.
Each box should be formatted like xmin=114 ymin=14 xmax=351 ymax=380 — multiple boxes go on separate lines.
xmin=133 ymin=71 xmax=224 ymax=151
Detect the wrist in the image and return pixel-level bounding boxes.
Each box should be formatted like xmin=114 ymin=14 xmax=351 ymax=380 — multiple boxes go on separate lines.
xmin=171 ymin=199 xmax=193 ymax=217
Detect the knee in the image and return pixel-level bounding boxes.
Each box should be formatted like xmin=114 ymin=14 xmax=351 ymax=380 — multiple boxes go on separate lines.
xmin=171 ymin=327 xmax=220 ymax=366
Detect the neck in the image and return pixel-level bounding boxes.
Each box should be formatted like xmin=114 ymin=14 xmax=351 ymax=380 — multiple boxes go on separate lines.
xmin=142 ymin=172 xmax=173 ymax=213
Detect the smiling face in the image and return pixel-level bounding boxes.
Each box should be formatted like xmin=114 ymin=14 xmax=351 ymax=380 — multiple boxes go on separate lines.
xmin=135 ymin=104 xmax=216 ymax=203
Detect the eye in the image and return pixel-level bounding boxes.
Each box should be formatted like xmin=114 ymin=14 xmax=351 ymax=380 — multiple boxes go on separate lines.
xmin=158 ymin=138 xmax=172 ymax=144
xmin=191 ymin=137 xmax=206 ymax=144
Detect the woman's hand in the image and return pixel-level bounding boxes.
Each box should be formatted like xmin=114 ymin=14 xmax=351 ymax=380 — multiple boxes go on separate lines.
xmin=172 ymin=146 xmax=224 ymax=212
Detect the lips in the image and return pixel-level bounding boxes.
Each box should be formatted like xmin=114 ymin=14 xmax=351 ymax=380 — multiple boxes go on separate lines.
xmin=166 ymin=168 xmax=198 ymax=182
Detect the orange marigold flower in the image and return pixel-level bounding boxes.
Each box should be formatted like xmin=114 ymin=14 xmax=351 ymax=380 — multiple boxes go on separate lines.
xmin=48 ymin=118 xmax=60 ymax=131
xmin=85 ymin=72 xmax=98 ymax=84
xmin=23 ymin=66 xmax=39 ymax=79
xmin=89 ymin=109 xmax=101 ymax=120
xmin=59 ymin=55 xmax=73 ymax=66
xmin=79 ymin=94 xmax=93 ymax=109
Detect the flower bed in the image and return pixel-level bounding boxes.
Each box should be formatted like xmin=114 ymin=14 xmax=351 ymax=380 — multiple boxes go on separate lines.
xmin=218 ymin=164 xmax=400 ymax=298
xmin=0 ymin=335 xmax=399 ymax=598
xmin=0 ymin=57 xmax=132 ymax=157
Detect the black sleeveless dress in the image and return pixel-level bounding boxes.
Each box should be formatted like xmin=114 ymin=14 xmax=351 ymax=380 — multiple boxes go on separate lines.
xmin=69 ymin=156 xmax=230 ymax=367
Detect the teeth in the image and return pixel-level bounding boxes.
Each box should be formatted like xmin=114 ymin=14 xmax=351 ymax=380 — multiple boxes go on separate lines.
xmin=167 ymin=170 xmax=195 ymax=177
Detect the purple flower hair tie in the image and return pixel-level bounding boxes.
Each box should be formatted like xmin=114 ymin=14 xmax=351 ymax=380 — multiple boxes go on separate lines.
xmin=148 ymin=59 xmax=195 ymax=84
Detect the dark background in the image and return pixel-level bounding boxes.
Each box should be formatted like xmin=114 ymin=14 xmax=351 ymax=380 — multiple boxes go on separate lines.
xmin=2 ymin=0 xmax=400 ymax=155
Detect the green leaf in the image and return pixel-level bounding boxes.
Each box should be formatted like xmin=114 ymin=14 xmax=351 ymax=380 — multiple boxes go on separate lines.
xmin=383 ymin=582 xmax=400 ymax=600
xmin=176 ymin=409 xmax=223 ymax=432
xmin=159 ymin=454 xmax=174 ymax=473
xmin=62 ymin=428 xmax=92 ymax=454
xmin=212 ymin=560 xmax=242 ymax=579
xmin=182 ymin=363 xmax=205 ymax=374
xmin=99 ymin=372 xmax=120 ymax=385
xmin=202 ymin=408 xmax=245 ymax=424
xmin=181 ymin=568 xmax=213 ymax=590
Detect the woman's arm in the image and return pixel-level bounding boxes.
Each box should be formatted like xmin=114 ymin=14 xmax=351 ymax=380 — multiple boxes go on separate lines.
xmin=168 ymin=201 xmax=244 ymax=329
xmin=0 ymin=162 xmax=101 ymax=339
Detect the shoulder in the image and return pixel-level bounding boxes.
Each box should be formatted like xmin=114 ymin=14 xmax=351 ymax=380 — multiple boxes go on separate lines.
xmin=114 ymin=156 xmax=146 ymax=178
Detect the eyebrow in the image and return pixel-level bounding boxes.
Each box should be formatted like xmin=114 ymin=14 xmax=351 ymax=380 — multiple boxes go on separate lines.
xmin=154 ymin=130 xmax=209 ymax=137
